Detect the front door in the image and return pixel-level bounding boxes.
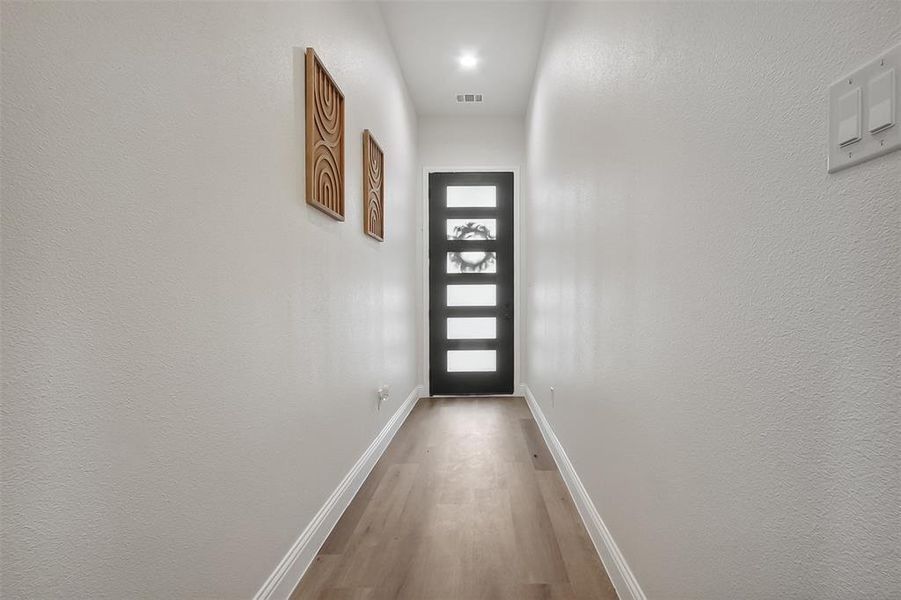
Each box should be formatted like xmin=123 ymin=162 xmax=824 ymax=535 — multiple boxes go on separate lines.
xmin=428 ymin=172 xmax=514 ymax=395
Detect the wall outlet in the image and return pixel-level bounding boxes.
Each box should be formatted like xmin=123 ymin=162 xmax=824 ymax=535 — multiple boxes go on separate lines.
xmin=377 ymin=385 xmax=390 ymax=411
xmin=550 ymin=386 xmax=555 ymax=407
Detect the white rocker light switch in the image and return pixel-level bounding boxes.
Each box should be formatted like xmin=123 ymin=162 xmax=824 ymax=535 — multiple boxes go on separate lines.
xmin=837 ymin=87 xmax=862 ymax=147
xmin=868 ymin=68 xmax=895 ymax=134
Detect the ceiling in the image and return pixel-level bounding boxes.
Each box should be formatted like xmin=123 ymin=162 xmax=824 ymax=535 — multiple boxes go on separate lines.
xmin=379 ymin=2 xmax=549 ymax=117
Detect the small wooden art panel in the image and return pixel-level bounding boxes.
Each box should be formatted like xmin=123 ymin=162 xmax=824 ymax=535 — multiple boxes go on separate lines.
xmin=305 ymin=48 xmax=345 ymax=220
xmin=363 ymin=130 xmax=384 ymax=241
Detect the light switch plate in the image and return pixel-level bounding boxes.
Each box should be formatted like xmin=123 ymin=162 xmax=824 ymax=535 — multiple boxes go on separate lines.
xmin=828 ymin=42 xmax=901 ymax=173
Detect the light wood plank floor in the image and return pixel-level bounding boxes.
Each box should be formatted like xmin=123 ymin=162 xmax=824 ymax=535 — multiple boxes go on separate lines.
xmin=291 ymin=396 xmax=618 ymax=600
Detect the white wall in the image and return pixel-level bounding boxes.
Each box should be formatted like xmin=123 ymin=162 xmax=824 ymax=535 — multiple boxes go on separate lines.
xmin=419 ymin=115 xmax=524 ymax=168
xmin=1 ymin=3 xmax=420 ymax=598
xmin=524 ymin=3 xmax=900 ymax=599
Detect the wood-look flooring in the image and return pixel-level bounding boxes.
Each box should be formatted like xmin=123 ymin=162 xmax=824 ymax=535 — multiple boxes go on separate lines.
xmin=291 ymin=396 xmax=618 ymax=600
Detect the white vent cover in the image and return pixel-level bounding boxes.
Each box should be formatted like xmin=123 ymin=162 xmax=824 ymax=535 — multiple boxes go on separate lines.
xmin=455 ymin=93 xmax=484 ymax=103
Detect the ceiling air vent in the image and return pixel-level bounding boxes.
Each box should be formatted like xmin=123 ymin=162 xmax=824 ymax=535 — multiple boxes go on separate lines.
xmin=455 ymin=93 xmax=484 ymax=104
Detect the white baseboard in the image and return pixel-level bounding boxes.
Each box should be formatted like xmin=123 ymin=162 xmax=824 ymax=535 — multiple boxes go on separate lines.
xmin=521 ymin=384 xmax=647 ymax=600
xmin=253 ymin=384 xmax=424 ymax=600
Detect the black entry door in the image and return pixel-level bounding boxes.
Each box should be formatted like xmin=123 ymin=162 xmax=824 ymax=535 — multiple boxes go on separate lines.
xmin=429 ymin=172 xmax=514 ymax=395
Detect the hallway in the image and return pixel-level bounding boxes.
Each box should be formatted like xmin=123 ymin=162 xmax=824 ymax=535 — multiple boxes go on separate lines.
xmin=2 ymin=1 xmax=900 ymax=599
xmin=291 ymin=397 xmax=617 ymax=600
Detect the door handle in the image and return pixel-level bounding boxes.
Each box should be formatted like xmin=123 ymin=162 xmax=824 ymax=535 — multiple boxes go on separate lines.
xmin=501 ymin=303 xmax=513 ymax=321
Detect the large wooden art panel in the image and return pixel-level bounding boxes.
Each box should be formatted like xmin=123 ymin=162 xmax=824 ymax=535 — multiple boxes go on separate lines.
xmin=363 ymin=130 xmax=384 ymax=241
xmin=305 ymin=48 xmax=345 ymax=220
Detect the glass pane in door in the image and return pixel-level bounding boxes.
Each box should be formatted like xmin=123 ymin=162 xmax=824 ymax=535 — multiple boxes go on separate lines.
xmin=446 ymin=219 xmax=497 ymax=240
xmin=446 ymin=251 xmax=497 ymax=274
xmin=446 ymin=284 xmax=496 ymax=306
xmin=446 ymin=186 xmax=496 ymax=207
xmin=447 ymin=317 xmax=497 ymax=339
xmin=447 ymin=350 xmax=497 ymax=372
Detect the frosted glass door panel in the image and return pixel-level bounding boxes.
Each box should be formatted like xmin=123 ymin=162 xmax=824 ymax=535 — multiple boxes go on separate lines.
xmin=446 ymin=186 xmax=496 ymax=208
xmin=447 ymin=317 xmax=497 ymax=339
xmin=446 ymin=284 xmax=496 ymax=307
xmin=447 ymin=350 xmax=496 ymax=372
xmin=447 ymin=251 xmax=496 ymax=274
xmin=446 ymin=219 xmax=497 ymax=240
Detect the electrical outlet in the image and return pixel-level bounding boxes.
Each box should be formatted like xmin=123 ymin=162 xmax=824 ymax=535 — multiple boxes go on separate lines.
xmin=377 ymin=385 xmax=390 ymax=411
xmin=550 ymin=386 xmax=555 ymax=407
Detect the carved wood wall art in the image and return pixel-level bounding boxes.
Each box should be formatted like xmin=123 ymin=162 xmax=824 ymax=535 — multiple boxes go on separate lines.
xmin=305 ymin=48 xmax=345 ymax=220
xmin=362 ymin=130 xmax=384 ymax=241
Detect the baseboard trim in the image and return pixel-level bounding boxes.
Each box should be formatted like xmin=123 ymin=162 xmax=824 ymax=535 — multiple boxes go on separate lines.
xmin=253 ymin=384 xmax=424 ymax=600
xmin=520 ymin=384 xmax=647 ymax=600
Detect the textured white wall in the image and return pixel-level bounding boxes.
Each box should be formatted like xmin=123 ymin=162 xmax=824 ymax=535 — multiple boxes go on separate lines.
xmin=524 ymin=3 xmax=900 ymax=599
xmin=419 ymin=115 xmax=524 ymax=168
xmin=1 ymin=3 xmax=420 ymax=598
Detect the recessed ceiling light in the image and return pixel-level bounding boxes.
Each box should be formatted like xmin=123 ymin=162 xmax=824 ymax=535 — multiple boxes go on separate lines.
xmin=458 ymin=53 xmax=479 ymax=70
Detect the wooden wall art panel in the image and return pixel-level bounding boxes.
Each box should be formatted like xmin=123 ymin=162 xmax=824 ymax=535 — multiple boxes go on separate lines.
xmin=362 ymin=130 xmax=384 ymax=241
xmin=305 ymin=48 xmax=345 ymax=220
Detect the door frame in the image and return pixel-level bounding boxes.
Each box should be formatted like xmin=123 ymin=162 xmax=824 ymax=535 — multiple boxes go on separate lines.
xmin=421 ymin=166 xmax=521 ymax=397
